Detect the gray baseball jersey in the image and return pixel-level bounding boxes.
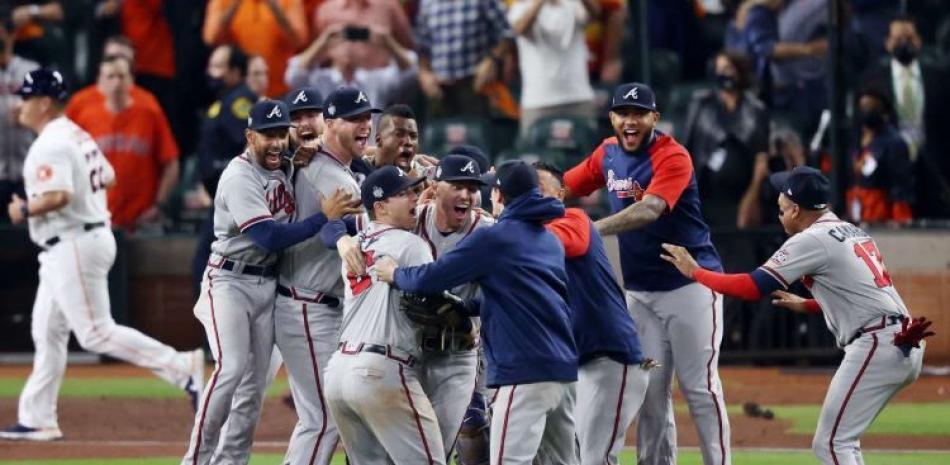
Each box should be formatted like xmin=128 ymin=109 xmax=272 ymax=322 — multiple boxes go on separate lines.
xmin=280 ymin=150 xmax=363 ymax=296
xmin=758 ymin=212 xmax=909 ymax=347
xmin=339 ymin=222 xmax=434 ymax=356
xmin=210 ymin=152 xmax=295 ymax=266
xmin=414 ymin=204 xmax=494 ymax=300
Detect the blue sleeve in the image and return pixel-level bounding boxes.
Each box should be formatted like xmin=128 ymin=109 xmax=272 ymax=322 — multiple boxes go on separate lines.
xmin=319 ymin=216 xmax=359 ymax=249
xmin=461 ymin=297 xmax=481 ymax=317
xmin=750 ymin=268 xmax=784 ymax=296
xmin=246 ymin=213 xmax=328 ymax=253
xmin=746 ymin=7 xmax=778 ymax=60
xmin=393 ymin=229 xmax=492 ymax=293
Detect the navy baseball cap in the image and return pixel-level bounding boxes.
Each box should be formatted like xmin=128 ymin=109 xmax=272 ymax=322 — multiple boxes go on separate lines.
xmin=435 ymin=154 xmax=485 ymax=185
xmin=17 ymin=69 xmax=68 ymax=101
xmin=447 ymin=145 xmax=491 ymax=174
xmin=610 ymin=82 xmax=657 ymax=112
xmin=323 ymin=86 xmax=381 ymax=120
xmin=484 ymin=160 xmax=539 ymax=201
xmin=361 ymin=165 xmax=425 ymax=210
xmin=284 ymin=87 xmax=323 ymax=113
xmin=248 ymin=100 xmax=291 ymax=131
xmin=769 ymin=166 xmax=830 ymax=210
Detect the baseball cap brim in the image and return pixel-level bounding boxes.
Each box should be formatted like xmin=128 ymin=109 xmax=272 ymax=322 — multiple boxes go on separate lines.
xmin=438 ymin=174 xmax=487 ymax=185
xmin=480 ymin=172 xmax=498 ymax=187
xmin=251 ymin=121 xmax=291 ymax=131
xmin=610 ymin=102 xmax=656 ymax=112
xmin=289 ymin=103 xmax=323 ymax=112
xmin=335 ymin=107 xmax=383 ymax=119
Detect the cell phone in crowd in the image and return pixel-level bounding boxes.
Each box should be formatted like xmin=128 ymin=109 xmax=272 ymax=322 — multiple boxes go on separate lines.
xmin=344 ymin=26 xmax=370 ymax=42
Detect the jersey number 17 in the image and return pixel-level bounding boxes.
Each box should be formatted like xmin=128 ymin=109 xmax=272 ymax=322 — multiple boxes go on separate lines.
xmin=853 ymin=240 xmax=892 ymax=288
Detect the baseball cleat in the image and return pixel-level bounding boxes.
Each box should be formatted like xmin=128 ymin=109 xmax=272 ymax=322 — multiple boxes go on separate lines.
xmin=184 ymin=348 xmax=206 ymax=412
xmin=0 ymin=423 xmax=63 ymax=441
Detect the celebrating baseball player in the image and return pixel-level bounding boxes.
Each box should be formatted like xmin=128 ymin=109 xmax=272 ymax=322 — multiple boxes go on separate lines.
xmin=0 ymin=69 xmax=204 ymax=442
xmin=182 ymin=99 xmax=358 ymax=465
xmin=533 ymin=162 xmax=651 ymax=465
xmin=274 ymin=85 xmax=372 ymax=465
xmin=323 ymin=165 xmax=447 ymax=464
xmin=661 ymin=166 xmax=933 ymax=465
xmin=376 ymin=160 xmax=579 ymax=465
xmin=563 ymin=82 xmax=731 ymax=465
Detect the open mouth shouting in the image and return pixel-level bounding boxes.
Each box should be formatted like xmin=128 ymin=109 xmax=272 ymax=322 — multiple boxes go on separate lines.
xmin=264 ymin=147 xmax=283 ymax=169
xmin=451 ymin=198 xmax=471 ymax=222
xmin=621 ymin=127 xmax=643 ymax=151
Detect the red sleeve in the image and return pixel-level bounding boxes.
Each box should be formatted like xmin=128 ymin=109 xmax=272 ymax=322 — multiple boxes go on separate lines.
xmin=645 ymin=146 xmax=693 ymax=211
xmin=693 ymin=268 xmax=762 ymax=300
xmin=564 ymin=138 xmax=611 ymax=197
xmin=544 ymin=208 xmax=591 ymax=258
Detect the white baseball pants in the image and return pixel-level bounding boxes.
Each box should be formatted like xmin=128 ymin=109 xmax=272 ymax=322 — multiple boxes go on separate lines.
xmin=576 ymin=356 xmax=650 ymax=465
xmin=489 ymin=381 xmax=578 ymax=465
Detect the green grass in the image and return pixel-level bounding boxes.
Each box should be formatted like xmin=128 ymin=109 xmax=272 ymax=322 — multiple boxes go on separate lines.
xmin=3 ymin=450 xmax=950 ymax=465
xmin=0 ymin=377 xmax=290 ymax=399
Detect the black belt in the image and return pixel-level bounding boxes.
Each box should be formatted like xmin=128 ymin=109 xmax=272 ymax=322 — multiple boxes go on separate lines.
xmin=848 ymin=314 xmax=907 ymax=345
xmin=338 ymin=342 xmax=417 ymax=367
xmin=44 ymin=222 xmax=106 ymax=248
xmin=211 ymin=259 xmax=276 ymax=278
xmin=277 ymin=285 xmax=340 ymax=308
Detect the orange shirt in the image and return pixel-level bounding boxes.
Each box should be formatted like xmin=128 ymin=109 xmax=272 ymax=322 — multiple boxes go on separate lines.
xmin=203 ymin=0 xmax=308 ymax=96
xmin=122 ymin=0 xmax=176 ymax=79
xmin=66 ymin=85 xmax=179 ymax=230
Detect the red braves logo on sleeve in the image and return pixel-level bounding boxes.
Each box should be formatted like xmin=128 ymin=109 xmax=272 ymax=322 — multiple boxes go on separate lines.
xmin=347 ymin=251 xmax=376 ymax=295
xmin=266 ymin=181 xmax=295 ymax=215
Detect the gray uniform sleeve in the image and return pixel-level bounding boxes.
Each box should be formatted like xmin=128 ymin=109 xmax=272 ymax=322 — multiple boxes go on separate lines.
xmin=402 ymin=237 xmax=434 ymax=267
xmin=759 ymin=232 xmax=827 ymax=289
xmin=220 ymin=167 xmax=274 ymax=232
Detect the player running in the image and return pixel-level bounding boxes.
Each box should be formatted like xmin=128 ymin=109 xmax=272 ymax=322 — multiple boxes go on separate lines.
xmin=323 ymin=166 xmax=446 ymax=464
xmin=564 ymin=82 xmax=730 ymax=465
xmin=182 ymin=100 xmax=358 ymax=465
xmin=0 ymin=69 xmax=204 ymax=442
xmin=661 ymin=166 xmax=932 ymax=465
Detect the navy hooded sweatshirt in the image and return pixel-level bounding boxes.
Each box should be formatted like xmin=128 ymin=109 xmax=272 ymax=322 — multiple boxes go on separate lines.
xmin=546 ymin=208 xmax=644 ymax=366
xmin=393 ymin=190 xmax=578 ymax=388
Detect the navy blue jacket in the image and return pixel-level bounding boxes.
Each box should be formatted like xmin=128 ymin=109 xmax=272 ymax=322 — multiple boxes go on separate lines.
xmin=547 ymin=208 xmax=644 ymax=366
xmin=394 ymin=190 xmax=577 ymax=387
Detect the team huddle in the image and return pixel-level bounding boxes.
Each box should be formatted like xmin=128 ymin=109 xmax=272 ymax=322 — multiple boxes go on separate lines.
xmin=1 ymin=68 xmax=936 ymax=465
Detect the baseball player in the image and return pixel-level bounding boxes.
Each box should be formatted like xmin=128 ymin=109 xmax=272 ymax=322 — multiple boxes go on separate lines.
xmin=563 ymin=82 xmax=730 ymax=465
xmin=660 ymin=166 xmax=932 ymax=465
xmin=274 ymin=86 xmax=374 ymax=465
xmin=182 ymin=99 xmax=357 ymax=465
xmin=413 ymin=154 xmax=493 ymax=461
xmin=0 ymin=69 xmax=204 ymax=442
xmin=533 ymin=161 xmax=651 ymax=465
xmin=376 ymin=161 xmax=579 ymax=465
xmin=323 ymin=165 xmax=447 ymax=464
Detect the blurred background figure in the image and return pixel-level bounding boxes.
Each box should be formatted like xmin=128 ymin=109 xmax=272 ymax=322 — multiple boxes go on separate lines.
xmin=682 ymin=50 xmax=769 ymax=229
xmin=0 ymin=16 xmax=38 ymax=223
xmin=846 ymin=87 xmax=914 ymax=225
xmin=310 ymin=0 xmax=414 ymax=70
xmin=202 ymin=0 xmax=307 ymax=97
xmin=246 ymin=54 xmax=269 ymax=97
xmin=66 ymin=55 xmax=180 ymax=233
xmin=509 ymin=0 xmax=597 ymax=137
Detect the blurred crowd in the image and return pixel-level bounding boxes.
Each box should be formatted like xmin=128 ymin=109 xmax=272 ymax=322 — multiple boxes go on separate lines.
xmin=1 ymin=0 xmax=949 ymax=235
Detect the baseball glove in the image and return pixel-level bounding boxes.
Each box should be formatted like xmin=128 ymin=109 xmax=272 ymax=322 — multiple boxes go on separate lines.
xmin=400 ymin=291 xmax=467 ymax=328
xmin=894 ymin=317 xmax=935 ymax=356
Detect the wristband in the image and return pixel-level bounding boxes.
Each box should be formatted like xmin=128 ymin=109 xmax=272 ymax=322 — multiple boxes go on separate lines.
xmin=20 ymin=204 xmax=29 ymax=218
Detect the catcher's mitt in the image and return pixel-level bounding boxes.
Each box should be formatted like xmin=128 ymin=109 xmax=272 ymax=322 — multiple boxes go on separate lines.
xmin=400 ymin=291 xmax=467 ymax=328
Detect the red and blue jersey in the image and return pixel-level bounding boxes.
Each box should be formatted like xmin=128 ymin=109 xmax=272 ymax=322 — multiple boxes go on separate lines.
xmin=565 ymin=131 xmax=722 ymax=291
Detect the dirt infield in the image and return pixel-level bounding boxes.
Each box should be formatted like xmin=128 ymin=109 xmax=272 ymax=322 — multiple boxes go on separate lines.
xmin=0 ymin=365 xmax=947 ymax=460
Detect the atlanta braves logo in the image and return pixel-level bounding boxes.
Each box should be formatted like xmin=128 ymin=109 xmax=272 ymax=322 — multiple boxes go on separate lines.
xmin=355 ymin=91 xmax=368 ymax=103
xmin=461 ymin=161 xmax=476 ymax=174
xmin=266 ymin=181 xmax=295 ymax=215
xmin=606 ymin=170 xmax=645 ymax=200
xmin=267 ymin=105 xmax=282 ymax=119
xmin=292 ymin=90 xmax=308 ymax=104
xmin=624 ymin=87 xmax=639 ymax=100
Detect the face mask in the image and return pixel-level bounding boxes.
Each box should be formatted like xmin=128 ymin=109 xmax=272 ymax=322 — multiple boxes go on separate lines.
xmin=860 ymin=108 xmax=886 ymax=130
xmin=716 ymin=74 xmax=738 ymax=91
xmin=207 ymin=76 xmax=225 ymax=96
xmin=892 ymin=42 xmax=918 ymax=66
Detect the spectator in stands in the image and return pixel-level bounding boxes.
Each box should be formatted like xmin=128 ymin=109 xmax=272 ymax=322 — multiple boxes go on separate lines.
xmin=737 ymin=125 xmax=807 ymax=227
xmin=682 ymin=50 xmax=769 ymax=228
xmin=0 ymin=17 xmax=38 ymax=223
xmin=247 ymin=55 xmax=269 ymax=97
xmin=584 ymin=0 xmax=625 ymax=84
xmin=66 ymin=56 xmax=180 ymax=232
xmin=509 ymin=0 xmax=597 ymax=137
xmin=311 ymin=0 xmax=414 ymax=70
xmin=847 ymin=87 xmax=915 ymax=225
xmin=415 ymin=0 xmax=514 ymax=118
xmin=203 ymin=0 xmax=307 ymax=96
xmin=285 ymin=24 xmax=418 ymax=113
xmin=771 ymin=0 xmax=829 ymax=131
xmin=5 ymin=1 xmax=66 ymax=74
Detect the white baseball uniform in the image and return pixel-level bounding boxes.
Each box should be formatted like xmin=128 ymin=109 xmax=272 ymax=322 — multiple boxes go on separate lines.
xmin=413 ymin=204 xmax=493 ymax=458
xmin=182 ymin=152 xmax=295 ymax=465
xmin=323 ymin=222 xmax=446 ymax=465
xmin=10 ymin=116 xmax=201 ymax=435
xmin=756 ymin=213 xmax=923 ymax=465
